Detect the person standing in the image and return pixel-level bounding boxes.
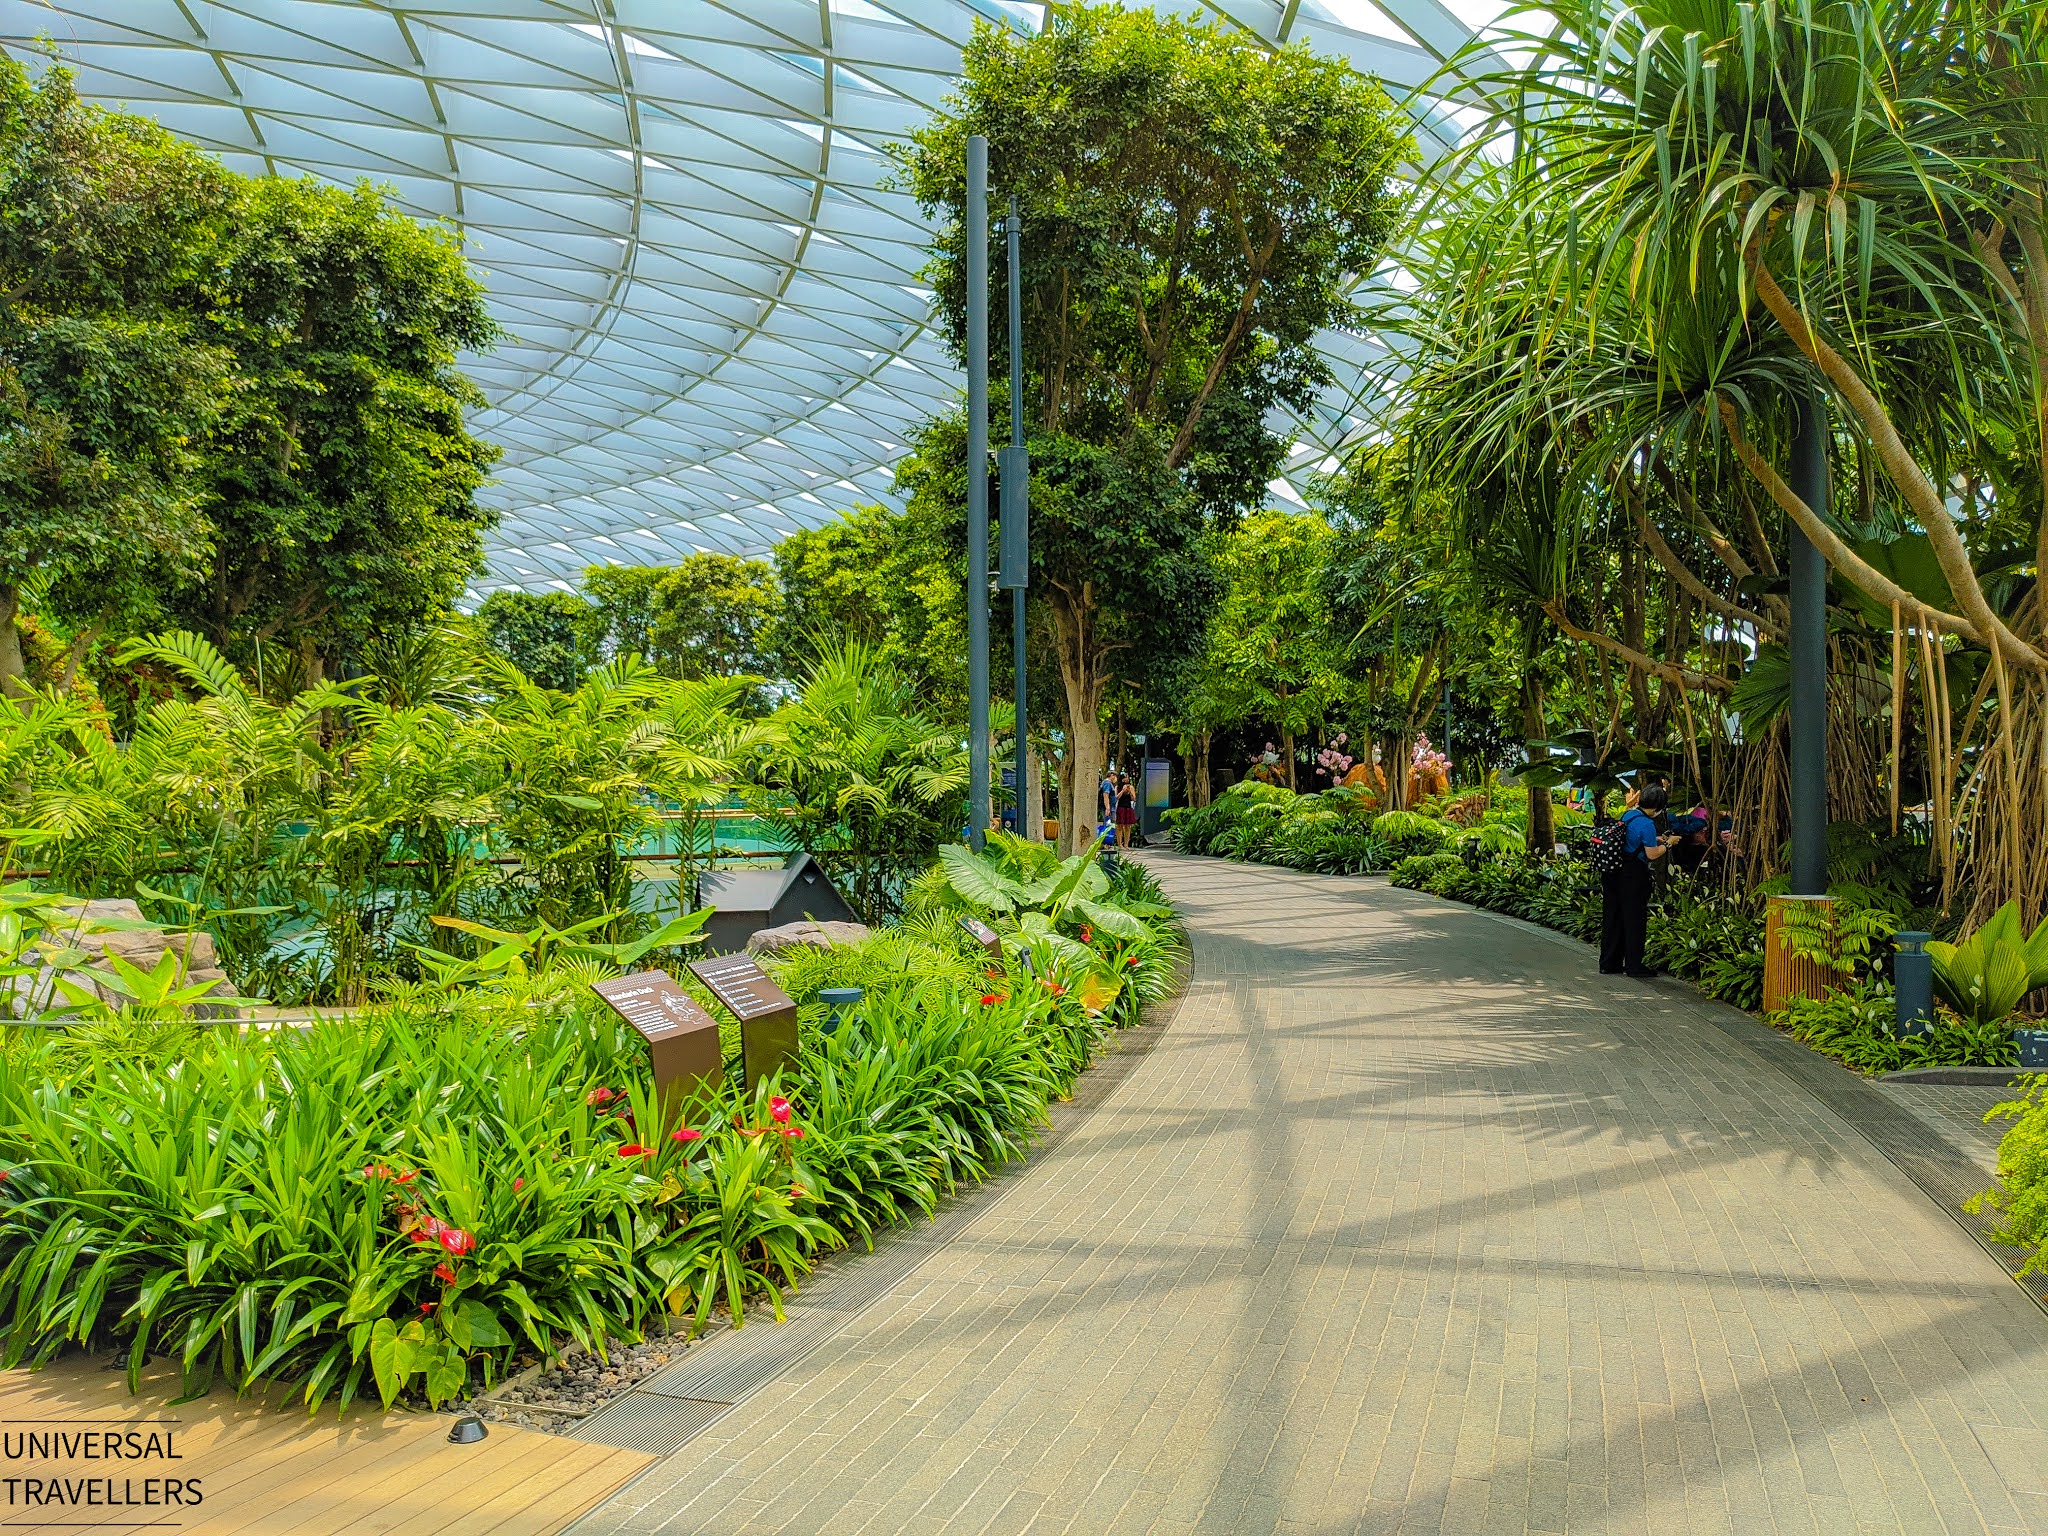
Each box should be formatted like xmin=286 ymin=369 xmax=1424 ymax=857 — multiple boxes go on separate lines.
xmin=1599 ymin=784 xmax=1675 ymax=977
xmin=1115 ymin=774 xmax=1138 ymax=848
xmin=1099 ymin=768 xmax=1117 ymax=828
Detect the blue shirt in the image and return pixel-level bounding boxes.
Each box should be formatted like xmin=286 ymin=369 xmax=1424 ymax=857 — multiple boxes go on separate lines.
xmin=1621 ymin=808 xmax=1660 ymax=864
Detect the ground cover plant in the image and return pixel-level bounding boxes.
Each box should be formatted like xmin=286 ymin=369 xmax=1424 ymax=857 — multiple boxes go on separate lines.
xmin=0 ymin=841 xmax=1182 ymax=1413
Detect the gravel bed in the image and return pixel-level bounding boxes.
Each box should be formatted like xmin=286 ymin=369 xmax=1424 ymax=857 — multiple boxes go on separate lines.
xmin=474 ymin=1321 xmax=720 ymax=1435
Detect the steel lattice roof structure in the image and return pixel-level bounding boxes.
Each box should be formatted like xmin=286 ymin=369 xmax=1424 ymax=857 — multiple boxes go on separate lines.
xmin=0 ymin=0 xmax=1497 ymax=598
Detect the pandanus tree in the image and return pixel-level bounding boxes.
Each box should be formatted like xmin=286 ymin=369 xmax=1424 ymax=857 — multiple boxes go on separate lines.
xmin=1393 ymin=0 xmax=2048 ymax=917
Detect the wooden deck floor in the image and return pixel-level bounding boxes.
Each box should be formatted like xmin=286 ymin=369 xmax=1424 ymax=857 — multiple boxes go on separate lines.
xmin=0 ymin=1358 xmax=650 ymax=1536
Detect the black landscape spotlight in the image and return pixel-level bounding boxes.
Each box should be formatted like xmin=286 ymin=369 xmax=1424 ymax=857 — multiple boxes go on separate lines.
xmin=448 ymin=1413 xmax=489 ymax=1444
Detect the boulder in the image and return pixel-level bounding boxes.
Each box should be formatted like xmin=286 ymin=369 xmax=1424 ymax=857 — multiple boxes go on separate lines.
xmin=744 ymin=919 xmax=873 ymax=955
xmin=2 ymin=898 xmax=239 ymax=1018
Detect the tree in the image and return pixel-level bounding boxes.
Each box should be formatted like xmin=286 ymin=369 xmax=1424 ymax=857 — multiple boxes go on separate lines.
xmin=1180 ymin=509 xmax=1346 ymax=793
xmin=475 ymin=590 xmax=591 ymax=692
xmin=769 ymin=502 xmax=968 ymax=711
xmin=171 ymin=176 xmax=499 ymax=680
xmin=898 ymin=3 xmax=1409 ymax=849
xmin=646 ymin=554 xmax=778 ymax=682
xmin=1392 ymin=0 xmax=2048 ymax=913
xmin=0 ymin=61 xmax=231 ymax=700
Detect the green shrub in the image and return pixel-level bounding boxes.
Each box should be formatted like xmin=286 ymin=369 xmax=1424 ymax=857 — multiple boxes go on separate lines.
xmin=1771 ymin=979 xmax=2016 ymax=1074
xmin=0 ymin=848 xmax=1183 ymax=1413
xmin=1974 ymin=1077 xmax=2048 ymax=1278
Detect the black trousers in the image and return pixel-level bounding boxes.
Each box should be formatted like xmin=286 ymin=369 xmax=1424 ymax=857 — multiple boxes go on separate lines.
xmin=1599 ymin=862 xmax=1651 ymax=973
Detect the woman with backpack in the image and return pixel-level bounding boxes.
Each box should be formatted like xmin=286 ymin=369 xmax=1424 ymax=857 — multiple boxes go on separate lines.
xmin=1595 ymin=784 xmax=1677 ymax=977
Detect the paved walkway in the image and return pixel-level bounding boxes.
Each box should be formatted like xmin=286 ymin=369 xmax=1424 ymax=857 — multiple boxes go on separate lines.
xmin=572 ymin=855 xmax=2048 ymax=1535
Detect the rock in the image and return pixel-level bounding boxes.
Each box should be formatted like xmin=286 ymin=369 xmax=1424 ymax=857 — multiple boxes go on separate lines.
xmin=8 ymin=898 xmax=242 ymax=1018
xmin=745 ymin=919 xmax=872 ymax=955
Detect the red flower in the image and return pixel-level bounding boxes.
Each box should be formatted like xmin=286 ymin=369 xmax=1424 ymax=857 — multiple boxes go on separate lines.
xmin=670 ymin=1127 xmax=702 ymax=1145
xmin=1043 ymin=981 xmax=1066 ymax=996
xmin=363 ymin=1162 xmax=391 ymax=1181
xmin=1080 ymin=926 xmax=1093 ymax=943
xmin=393 ymin=1170 xmax=418 ymax=1185
xmin=1124 ymin=955 xmax=1139 ymax=967
xmin=789 ymin=1184 xmax=808 ymax=1200
xmin=769 ymin=1097 xmax=792 ymax=1125
xmin=780 ymin=1125 xmax=805 ymax=1142
xmin=586 ymin=1086 xmax=619 ymax=1108
xmin=437 ymin=1226 xmax=476 ymax=1257
xmin=984 ymin=966 xmax=1002 ymax=980
xmin=618 ymin=1143 xmax=654 ymax=1159
xmin=980 ymin=993 xmax=1002 ymax=1006
xmin=433 ymin=1262 xmax=457 ymax=1284
xmin=512 ymin=1177 xmax=525 ymax=1193
xmin=419 ymin=1301 xmax=436 ymax=1316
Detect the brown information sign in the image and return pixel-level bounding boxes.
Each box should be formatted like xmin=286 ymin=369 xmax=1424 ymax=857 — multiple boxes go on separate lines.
xmin=688 ymin=954 xmax=799 ymax=1089
xmin=592 ymin=970 xmax=723 ymax=1106
xmin=958 ymin=916 xmax=1002 ymax=956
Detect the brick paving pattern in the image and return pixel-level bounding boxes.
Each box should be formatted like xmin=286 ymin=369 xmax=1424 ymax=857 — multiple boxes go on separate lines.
xmin=569 ymin=854 xmax=2048 ymax=1535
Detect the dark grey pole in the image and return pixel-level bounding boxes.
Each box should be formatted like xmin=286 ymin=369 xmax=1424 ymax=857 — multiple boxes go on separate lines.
xmin=1787 ymin=385 xmax=1829 ymax=895
xmin=966 ymin=135 xmax=990 ymax=850
xmin=1006 ymin=196 xmax=1029 ymax=840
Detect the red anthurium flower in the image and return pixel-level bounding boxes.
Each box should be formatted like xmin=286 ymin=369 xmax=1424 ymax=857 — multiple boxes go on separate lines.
xmin=618 ymin=1143 xmax=655 ymax=1159
xmin=769 ymin=1097 xmax=792 ymax=1125
xmin=780 ymin=1125 xmax=804 ymax=1141
xmin=438 ymin=1227 xmax=475 ymax=1257
xmin=419 ymin=1301 xmax=436 ymax=1316
xmin=433 ymin=1262 xmax=457 ymax=1284
xmin=586 ymin=1086 xmax=619 ymax=1108
xmin=670 ymin=1127 xmax=702 ymax=1145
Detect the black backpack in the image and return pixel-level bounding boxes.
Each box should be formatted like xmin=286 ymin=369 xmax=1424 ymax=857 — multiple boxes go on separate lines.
xmin=1587 ymin=819 xmax=1629 ymax=875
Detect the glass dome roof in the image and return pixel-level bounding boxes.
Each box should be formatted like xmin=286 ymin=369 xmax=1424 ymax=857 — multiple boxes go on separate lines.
xmin=0 ymin=0 xmax=1497 ymax=597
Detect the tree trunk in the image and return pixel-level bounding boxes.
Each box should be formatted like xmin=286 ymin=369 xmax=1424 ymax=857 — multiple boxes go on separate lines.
xmin=1281 ymin=725 xmax=1296 ymax=792
xmin=1521 ymin=660 xmax=1554 ymax=855
xmin=1187 ymin=730 xmax=1212 ymax=808
xmin=0 ymin=585 xmax=27 ymax=703
xmin=1049 ymin=584 xmax=1109 ymax=856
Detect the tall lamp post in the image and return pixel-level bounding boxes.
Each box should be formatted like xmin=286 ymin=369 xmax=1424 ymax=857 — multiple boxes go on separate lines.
xmin=999 ymin=196 xmax=1031 ymax=839
xmin=965 ymin=135 xmax=991 ymax=849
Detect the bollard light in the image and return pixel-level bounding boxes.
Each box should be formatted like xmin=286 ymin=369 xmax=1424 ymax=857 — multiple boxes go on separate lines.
xmin=1893 ymin=932 xmax=1934 ymax=1038
xmin=818 ymin=986 xmax=863 ymax=1037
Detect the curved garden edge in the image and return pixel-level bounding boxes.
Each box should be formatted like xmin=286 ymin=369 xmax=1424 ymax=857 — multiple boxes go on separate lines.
xmin=481 ymin=898 xmax=1197 ymax=1440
